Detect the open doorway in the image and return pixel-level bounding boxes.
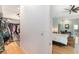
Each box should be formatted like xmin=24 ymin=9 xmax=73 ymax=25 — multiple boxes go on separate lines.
xmin=51 ymin=5 xmax=79 ymax=54
xmin=0 ymin=5 xmax=20 ymax=53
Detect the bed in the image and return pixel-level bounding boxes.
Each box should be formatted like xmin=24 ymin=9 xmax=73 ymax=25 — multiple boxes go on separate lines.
xmin=52 ymin=34 xmax=69 ymax=45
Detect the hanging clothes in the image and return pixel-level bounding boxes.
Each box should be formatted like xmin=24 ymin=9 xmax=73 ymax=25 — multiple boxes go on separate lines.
xmin=3 ymin=28 xmax=10 ymax=43
xmin=12 ymin=25 xmax=16 ymax=33
xmin=8 ymin=23 xmax=13 ymax=40
xmin=17 ymin=25 xmax=20 ymax=33
xmin=8 ymin=23 xmax=13 ymax=33
xmin=0 ymin=31 xmax=5 ymax=52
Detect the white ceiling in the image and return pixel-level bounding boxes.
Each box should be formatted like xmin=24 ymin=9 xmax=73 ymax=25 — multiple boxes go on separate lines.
xmin=51 ymin=5 xmax=79 ymax=20
xmin=2 ymin=5 xmax=20 ymax=20
xmin=2 ymin=5 xmax=79 ymax=21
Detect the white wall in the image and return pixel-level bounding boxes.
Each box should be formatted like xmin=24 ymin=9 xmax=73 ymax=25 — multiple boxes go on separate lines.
xmin=20 ymin=5 xmax=52 ymax=54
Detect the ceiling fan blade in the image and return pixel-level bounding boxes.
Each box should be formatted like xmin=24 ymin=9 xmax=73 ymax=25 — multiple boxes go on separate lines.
xmin=65 ymin=5 xmax=79 ymax=14
xmin=72 ymin=10 xmax=78 ymax=13
xmin=71 ymin=5 xmax=75 ymax=10
xmin=69 ymin=10 xmax=71 ymax=14
xmin=74 ymin=7 xmax=79 ymax=10
xmin=69 ymin=12 xmax=71 ymax=14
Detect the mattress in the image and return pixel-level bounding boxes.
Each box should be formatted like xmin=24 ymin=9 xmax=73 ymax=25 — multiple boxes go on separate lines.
xmin=52 ymin=34 xmax=69 ymax=45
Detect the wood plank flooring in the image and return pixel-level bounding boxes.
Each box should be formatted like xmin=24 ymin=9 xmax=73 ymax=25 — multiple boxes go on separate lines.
xmin=2 ymin=42 xmax=24 ymax=54
xmin=53 ymin=45 xmax=75 ymax=54
xmin=2 ymin=42 xmax=75 ymax=54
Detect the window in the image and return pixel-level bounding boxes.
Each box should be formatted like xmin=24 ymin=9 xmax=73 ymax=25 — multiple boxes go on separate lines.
xmin=74 ymin=25 xmax=78 ymax=30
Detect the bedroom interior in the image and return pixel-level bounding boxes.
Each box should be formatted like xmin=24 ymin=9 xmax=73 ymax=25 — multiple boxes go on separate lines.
xmin=51 ymin=5 xmax=79 ymax=54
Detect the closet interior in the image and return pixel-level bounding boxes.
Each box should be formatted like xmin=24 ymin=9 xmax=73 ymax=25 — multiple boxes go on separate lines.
xmin=0 ymin=5 xmax=20 ymax=53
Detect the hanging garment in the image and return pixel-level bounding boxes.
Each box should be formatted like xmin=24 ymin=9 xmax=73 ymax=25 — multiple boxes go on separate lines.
xmin=16 ymin=25 xmax=20 ymax=35
xmin=12 ymin=25 xmax=16 ymax=33
xmin=7 ymin=26 xmax=11 ymax=36
xmin=17 ymin=25 xmax=20 ymax=33
xmin=8 ymin=24 xmax=13 ymax=40
xmin=0 ymin=32 xmax=5 ymax=52
xmin=3 ymin=29 xmax=10 ymax=43
xmin=8 ymin=24 xmax=13 ymax=32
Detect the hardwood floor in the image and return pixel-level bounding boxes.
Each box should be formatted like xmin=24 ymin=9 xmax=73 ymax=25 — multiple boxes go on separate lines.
xmin=1 ymin=41 xmax=75 ymax=54
xmin=2 ymin=41 xmax=75 ymax=54
xmin=52 ymin=44 xmax=75 ymax=54
xmin=1 ymin=33 xmax=31 ymax=54
xmin=2 ymin=42 xmax=24 ymax=54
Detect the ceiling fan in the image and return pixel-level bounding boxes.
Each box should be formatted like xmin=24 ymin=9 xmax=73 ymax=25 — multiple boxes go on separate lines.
xmin=65 ymin=5 xmax=79 ymax=14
